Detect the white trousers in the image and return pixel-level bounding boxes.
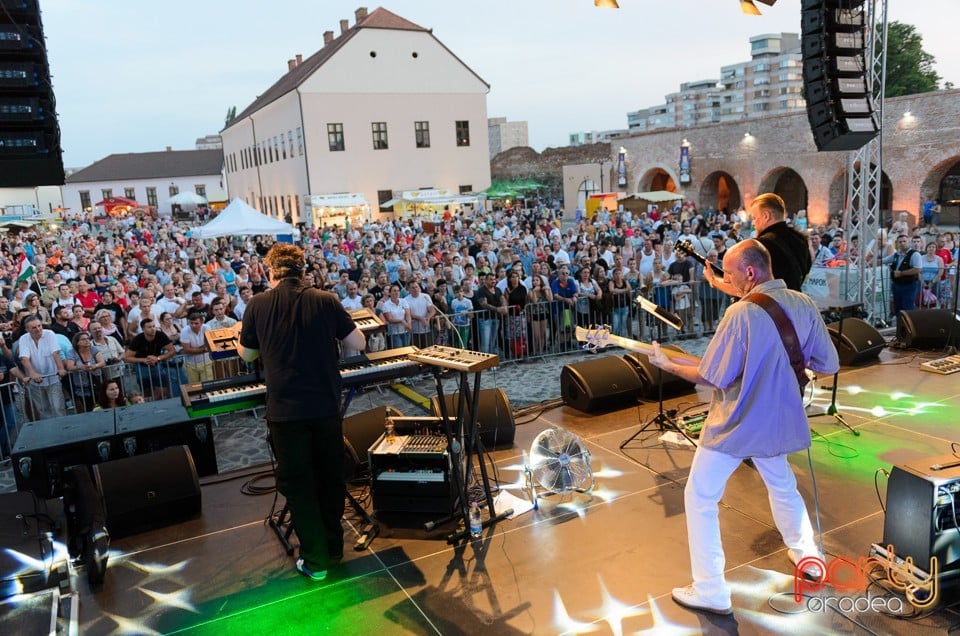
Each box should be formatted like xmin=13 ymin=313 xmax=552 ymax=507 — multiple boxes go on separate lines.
xmin=685 ymin=445 xmax=820 ymax=605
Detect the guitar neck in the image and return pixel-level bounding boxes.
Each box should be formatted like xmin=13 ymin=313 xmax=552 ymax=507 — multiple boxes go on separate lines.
xmin=576 ymin=328 xmax=701 ymax=365
xmin=677 ymin=242 xmax=724 ymax=275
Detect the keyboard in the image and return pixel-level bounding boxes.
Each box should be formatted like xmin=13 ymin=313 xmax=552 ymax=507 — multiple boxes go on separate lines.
xmin=921 ymin=354 xmax=960 ymax=375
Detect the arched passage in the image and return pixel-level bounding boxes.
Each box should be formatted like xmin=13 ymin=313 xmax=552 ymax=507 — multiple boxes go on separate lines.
xmin=576 ymin=178 xmax=599 ymax=212
xmin=921 ymin=155 xmax=960 ymax=226
xmin=828 ymin=165 xmax=893 ymax=223
xmin=698 ymin=171 xmax=742 ymax=214
xmin=636 ymin=167 xmax=677 ymax=194
xmin=758 ymin=167 xmax=808 ymax=216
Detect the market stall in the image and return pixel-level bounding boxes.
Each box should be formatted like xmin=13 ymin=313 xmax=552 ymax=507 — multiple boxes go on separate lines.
xmin=304 ymin=193 xmax=370 ymax=229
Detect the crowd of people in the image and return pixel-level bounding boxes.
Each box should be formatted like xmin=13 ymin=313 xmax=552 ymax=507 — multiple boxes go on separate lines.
xmin=0 ymin=199 xmax=956 ymax=452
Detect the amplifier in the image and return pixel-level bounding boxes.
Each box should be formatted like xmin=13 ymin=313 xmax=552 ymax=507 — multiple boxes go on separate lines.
xmin=369 ymin=432 xmax=455 ymax=514
xmin=883 ymin=453 xmax=960 ymax=573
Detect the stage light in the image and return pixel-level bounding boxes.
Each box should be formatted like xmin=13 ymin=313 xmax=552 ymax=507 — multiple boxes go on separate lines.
xmin=741 ymin=0 xmax=776 ymax=15
xmin=594 ymin=0 xmax=620 ymax=8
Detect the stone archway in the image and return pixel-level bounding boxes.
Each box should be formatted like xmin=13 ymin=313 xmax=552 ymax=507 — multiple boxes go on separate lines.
xmin=921 ymin=155 xmax=960 ymax=226
xmin=758 ymin=167 xmax=808 ymax=216
xmin=699 ymin=171 xmax=742 ymax=214
xmin=636 ymin=166 xmax=678 ymax=193
xmin=829 ymin=165 xmax=893 ymax=223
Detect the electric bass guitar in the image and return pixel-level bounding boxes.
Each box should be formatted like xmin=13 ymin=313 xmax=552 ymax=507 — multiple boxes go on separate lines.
xmin=574 ymin=326 xmax=701 ymax=365
xmin=675 ymin=239 xmax=724 ymax=276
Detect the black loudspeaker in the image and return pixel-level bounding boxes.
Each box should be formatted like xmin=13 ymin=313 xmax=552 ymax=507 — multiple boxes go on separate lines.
xmin=897 ymin=309 xmax=960 ymax=350
xmin=882 ymin=454 xmax=960 ymax=573
xmin=0 ymin=0 xmax=64 ymax=186
xmin=11 ymin=409 xmax=117 ymax=498
xmin=93 ymin=446 xmax=201 ymax=539
xmin=623 ymin=345 xmax=697 ymax=399
xmin=430 ymin=387 xmax=516 ymax=448
xmin=342 ymin=405 xmax=403 ymax=476
xmin=560 ymin=355 xmax=643 ymax=413
xmin=827 ymin=318 xmax=884 ymax=365
xmin=115 ymin=399 xmax=218 ymax=477
xmin=801 ymin=0 xmax=878 ymax=151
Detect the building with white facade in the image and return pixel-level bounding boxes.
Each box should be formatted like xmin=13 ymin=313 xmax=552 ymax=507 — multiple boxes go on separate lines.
xmin=568 ymin=129 xmax=628 ymax=146
xmin=195 ymin=135 xmax=223 ymax=150
xmin=220 ymin=7 xmax=491 ymax=225
xmin=627 ymin=32 xmax=805 ymax=132
xmin=488 ymin=117 xmax=528 ymax=158
xmin=62 ymin=149 xmax=226 ymax=215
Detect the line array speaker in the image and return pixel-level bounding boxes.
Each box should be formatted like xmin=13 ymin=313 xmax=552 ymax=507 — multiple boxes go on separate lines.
xmin=560 ymin=355 xmax=644 ymax=413
xmin=431 ymin=387 xmax=516 ymax=448
xmin=827 ymin=318 xmax=884 ymax=365
xmin=0 ymin=0 xmax=64 ymax=186
xmin=801 ymin=0 xmax=879 ymax=151
xmin=897 ymin=309 xmax=960 ymax=350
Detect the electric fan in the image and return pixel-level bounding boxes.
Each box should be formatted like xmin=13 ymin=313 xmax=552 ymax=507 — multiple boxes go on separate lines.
xmin=528 ymin=427 xmax=594 ymax=495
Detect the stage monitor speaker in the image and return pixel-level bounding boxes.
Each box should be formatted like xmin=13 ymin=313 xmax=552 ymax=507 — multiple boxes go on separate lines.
xmin=115 ymin=399 xmax=218 ymax=476
xmin=882 ymin=454 xmax=960 ymax=573
xmin=430 ymin=387 xmax=516 ymax=448
xmin=897 ymin=309 xmax=960 ymax=350
xmin=343 ymin=405 xmax=403 ymax=477
xmin=623 ymin=345 xmax=697 ymax=399
xmin=827 ymin=318 xmax=884 ymax=365
xmin=93 ymin=445 xmax=201 ymax=539
xmin=560 ymin=355 xmax=643 ymax=413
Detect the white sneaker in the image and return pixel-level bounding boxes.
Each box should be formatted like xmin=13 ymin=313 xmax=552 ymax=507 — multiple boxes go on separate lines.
xmin=671 ymin=584 xmax=733 ymax=616
xmin=788 ymin=549 xmax=824 ymax=581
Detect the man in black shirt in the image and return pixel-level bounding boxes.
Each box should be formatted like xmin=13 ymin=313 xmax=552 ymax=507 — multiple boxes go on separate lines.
xmin=50 ymin=305 xmax=80 ymax=339
xmin=123 ymin=318 xmax=177 ymax=400
xmin=237 ymin=244 xmax=364 ymax=582
xmin=704 ymin=193 xmax=811 ymax=295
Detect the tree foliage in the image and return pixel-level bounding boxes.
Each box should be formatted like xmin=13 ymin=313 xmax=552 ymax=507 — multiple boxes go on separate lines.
xmin=884 ymin=22 xmax=940 ymax=97
xmin=224 ymin=106 xmax=238 ymax=126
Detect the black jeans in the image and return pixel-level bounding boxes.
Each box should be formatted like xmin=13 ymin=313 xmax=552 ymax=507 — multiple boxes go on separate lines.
xmin=269 ymin=416 xmax=345 ymax=570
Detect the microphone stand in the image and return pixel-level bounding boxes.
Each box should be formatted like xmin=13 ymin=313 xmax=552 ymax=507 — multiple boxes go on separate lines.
xmin=620 ymin=296 xmax=697 ymax=449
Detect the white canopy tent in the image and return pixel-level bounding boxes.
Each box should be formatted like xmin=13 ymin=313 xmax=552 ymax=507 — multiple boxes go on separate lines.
xmin=189 ymin=198 xmax=298 ymax=239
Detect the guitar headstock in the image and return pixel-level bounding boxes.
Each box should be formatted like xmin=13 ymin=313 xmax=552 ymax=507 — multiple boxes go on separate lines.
xmin=675 ymin=239 xmax=695 ymax=257
xmin=574 ymin=325 xmax=612 ymax=351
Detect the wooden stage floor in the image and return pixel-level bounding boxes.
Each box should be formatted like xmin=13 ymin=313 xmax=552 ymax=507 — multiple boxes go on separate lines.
xmin=29 ymin=347 xmax=960 ymax=634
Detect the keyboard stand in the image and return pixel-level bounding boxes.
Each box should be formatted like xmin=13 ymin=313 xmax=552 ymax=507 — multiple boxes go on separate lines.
xmin=424 ymin=365 xmax=512 ymax=543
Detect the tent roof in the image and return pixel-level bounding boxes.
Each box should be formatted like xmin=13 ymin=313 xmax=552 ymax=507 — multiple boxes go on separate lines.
xmin=627 ymin=190 xmax=685 ymax=203
xmin=189 ymin=199 xmax=296 ymax=239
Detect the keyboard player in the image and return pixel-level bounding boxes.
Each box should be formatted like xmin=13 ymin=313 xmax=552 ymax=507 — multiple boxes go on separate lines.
xmin=236 ymin=243 xmax=365 ymax=582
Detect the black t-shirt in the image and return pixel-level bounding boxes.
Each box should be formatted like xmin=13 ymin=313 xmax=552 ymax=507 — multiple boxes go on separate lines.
xmin=0 ymin=353 xmax=17 ymax=404
xmin=473 ymin=284 xmax=503 ymax=313
xmin=756 ymin=221 xmax=813 ymax=292
xmin=240 ymin=278 xmax=355 ymax=421
xmin=667 ymin=259 xmax=693 ymax=282
xmin=127 ymin=331 xmax=172 ymax=358
xmin=51 ymin=320 xmax=80 ymax=339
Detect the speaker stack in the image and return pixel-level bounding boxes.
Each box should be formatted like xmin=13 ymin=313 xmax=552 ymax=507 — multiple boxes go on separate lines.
xmin=0 ymin=0 xmax=64 ymax=186
xmin=623 ymin=345 xmax=697 ymax=398
xmin=801 ymin=0 xmax=879 ymax=151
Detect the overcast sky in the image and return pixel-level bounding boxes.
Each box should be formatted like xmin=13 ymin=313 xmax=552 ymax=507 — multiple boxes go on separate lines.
xmin=39 ymin=0 xmax=959 ymax=169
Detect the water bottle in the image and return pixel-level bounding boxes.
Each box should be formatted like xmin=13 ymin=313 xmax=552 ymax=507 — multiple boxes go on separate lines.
xmin=468 ymin=502 xmax=482 ymax=538
xmin=384 ymin=417 xmax=396 ymax=443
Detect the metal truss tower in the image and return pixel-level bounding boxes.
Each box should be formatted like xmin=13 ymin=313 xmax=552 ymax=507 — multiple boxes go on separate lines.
xmin=844 ymin=0 xmax=889 ymax=325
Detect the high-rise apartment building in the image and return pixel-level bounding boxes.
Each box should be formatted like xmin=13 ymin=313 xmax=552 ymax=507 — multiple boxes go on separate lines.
xmin=627 ymin=33 xmax=805 ymax=132
xmin=488 ymin=117 xmax=529 ymax=158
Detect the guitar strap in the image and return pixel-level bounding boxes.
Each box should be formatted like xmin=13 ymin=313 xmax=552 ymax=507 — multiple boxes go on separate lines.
xmin=741 ymin=292 xmax=808 ymax=395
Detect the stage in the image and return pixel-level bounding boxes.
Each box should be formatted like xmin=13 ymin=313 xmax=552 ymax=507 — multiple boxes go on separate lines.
xmin=9 ymin=345 xmax=960 ymax=634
